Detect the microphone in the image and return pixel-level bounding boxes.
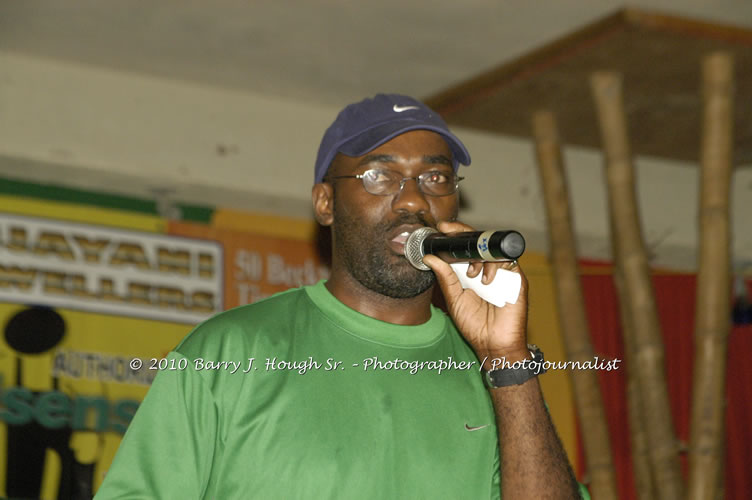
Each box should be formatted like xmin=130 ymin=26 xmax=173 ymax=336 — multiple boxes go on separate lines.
xmin=404 ymin=227 xmax=525 ymax=271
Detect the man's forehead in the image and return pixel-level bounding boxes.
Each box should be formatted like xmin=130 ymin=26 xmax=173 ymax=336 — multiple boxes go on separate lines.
xmin=355 ymin=153 xmax=453 ymax=166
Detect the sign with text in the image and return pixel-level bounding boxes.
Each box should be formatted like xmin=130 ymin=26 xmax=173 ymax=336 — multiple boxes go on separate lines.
xmin=168 ymin=221 xmax=329 ymax=308
xmin=0 ymin=213 xmax=223 ymax=323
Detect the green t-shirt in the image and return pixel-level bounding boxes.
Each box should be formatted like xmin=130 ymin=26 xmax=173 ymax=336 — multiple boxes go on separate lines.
xmin=95 ymin=281 xmax=501 ymax=499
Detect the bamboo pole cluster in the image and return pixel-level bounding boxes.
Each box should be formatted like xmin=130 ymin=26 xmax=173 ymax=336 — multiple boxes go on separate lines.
xmin=531 ymin=50 xmax=734 ymax=500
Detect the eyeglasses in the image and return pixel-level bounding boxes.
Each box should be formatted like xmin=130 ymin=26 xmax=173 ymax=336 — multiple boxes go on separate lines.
xmin=326 ymin=168 xmax=464 ymax=197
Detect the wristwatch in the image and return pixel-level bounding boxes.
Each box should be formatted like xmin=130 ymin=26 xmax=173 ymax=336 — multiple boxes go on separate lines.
xmin=482 ymin=344 xmax=546 ymax=388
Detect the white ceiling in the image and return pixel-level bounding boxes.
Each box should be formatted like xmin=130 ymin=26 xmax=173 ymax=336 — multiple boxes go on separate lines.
xmin=1 ymin=0 xmax=751 ymax=107
xmin=1 ymin=0 xmax=751 ymax=268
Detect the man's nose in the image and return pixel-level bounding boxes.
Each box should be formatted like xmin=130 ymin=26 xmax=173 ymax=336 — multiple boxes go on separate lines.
xmin=391 ymin=178 xmax=430 ymax=214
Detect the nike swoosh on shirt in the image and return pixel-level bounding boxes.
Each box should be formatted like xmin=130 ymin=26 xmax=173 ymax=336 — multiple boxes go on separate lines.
xmin=393 ymin=105 xmax=419 ymax=112
xmin=464 ymin=423 xmax=490 ymax=432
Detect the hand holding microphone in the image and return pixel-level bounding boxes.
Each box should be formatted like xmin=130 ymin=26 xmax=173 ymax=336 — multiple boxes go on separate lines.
xmin=405 ymin=227 xmax=526 ymax=307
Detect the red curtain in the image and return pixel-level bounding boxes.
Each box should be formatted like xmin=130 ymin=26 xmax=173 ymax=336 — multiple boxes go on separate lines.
xmin=576 ymin=269 xmax=751 ymax=499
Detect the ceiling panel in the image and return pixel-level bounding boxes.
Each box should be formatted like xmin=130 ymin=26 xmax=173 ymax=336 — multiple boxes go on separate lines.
xmin=427 ymin=9 xmax=752 ymax=165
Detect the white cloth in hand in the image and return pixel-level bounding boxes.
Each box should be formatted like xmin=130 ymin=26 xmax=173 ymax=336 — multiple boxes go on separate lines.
xmin=450 ymin=263 xmax=521 ymax=308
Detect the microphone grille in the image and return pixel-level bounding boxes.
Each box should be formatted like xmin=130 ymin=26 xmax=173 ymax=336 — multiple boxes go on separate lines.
xmin=404 ymin=227 xmax=437 ymax=271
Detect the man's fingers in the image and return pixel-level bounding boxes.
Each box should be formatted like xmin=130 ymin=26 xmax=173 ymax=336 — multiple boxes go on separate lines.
xmin=501 ymin=259 xmax=529 ymax=297
xmin=502 ymin=260 xmax=519 ymax=272
xmin=437 ymin=220 xmax=474 ymax=234
xmin=501 ymin=260 xmax=527 ymax=288
xmin=422 ymin=255 xmax=463 ymax=302
xmin=482 ymin=264 xmax=499 ymax=284
xmin=422 ymin=254 xmax=455 ymax=283
xmin=467 ymin=262 xmax=482 ymax=278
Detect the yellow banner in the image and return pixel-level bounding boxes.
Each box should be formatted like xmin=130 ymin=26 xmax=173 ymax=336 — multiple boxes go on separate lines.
xmin=0 ymin=200 xmax=328 ymax=498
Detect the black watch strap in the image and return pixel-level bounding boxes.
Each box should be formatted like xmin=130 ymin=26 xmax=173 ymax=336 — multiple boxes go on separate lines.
xmin=482 ymin=344 xmax=546 ymax=388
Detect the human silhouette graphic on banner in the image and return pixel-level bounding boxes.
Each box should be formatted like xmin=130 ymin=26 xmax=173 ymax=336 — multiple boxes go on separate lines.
xmin=3 ymin=306 xmax=95 ymax=500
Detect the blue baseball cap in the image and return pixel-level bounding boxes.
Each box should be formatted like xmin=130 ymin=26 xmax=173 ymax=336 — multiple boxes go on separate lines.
xmin=314 ymin=94 xmax=471 ymax=184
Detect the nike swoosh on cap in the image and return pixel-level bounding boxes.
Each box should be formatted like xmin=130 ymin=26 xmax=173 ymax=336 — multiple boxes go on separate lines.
xmin=393 ymin=105 xmax=420 ymax=112
xmin=464 ymin=423 xmax=490 ymax=432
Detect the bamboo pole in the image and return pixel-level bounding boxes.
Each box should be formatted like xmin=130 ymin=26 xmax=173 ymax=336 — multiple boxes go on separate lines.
xmin=688 ymin=51 xmax=734 ymax=500
xmin=606 ymin=149 xmax=656 ymax=500
xmin=613 ymin=261 xmax=657 ymax=500
xmin=532 ymin=111 xmax=619 ymax=500
xmin=590 ymin=72 xmax=686 ymax=500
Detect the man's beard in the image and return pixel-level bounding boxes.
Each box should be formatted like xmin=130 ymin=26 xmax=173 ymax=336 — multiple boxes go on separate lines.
xmin=332 ymin=199 xmax=436 ymax=299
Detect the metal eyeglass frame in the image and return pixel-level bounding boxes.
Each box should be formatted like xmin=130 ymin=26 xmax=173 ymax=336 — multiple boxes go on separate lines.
xmin=325 ymin=168 xmax=464 ymax=197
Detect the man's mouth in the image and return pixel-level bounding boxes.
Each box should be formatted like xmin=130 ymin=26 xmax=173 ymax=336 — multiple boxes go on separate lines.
xmin=391 ymin=231 xmax=411 ymax=245
xmin=387 ymin=224 xmax=427 ymax=255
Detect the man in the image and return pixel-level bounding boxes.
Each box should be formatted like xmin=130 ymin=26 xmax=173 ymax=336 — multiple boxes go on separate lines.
xmin=96 ymin=94 xmax=585 ymax=499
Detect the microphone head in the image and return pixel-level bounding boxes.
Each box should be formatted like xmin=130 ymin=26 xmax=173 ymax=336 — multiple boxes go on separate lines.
xmin=404 ymin=227 xmax=437 ymax=271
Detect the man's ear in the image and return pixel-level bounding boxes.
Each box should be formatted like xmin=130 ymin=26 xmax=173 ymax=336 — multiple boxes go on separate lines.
xmin=312 ymin=183 xmax=334 ymax=226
